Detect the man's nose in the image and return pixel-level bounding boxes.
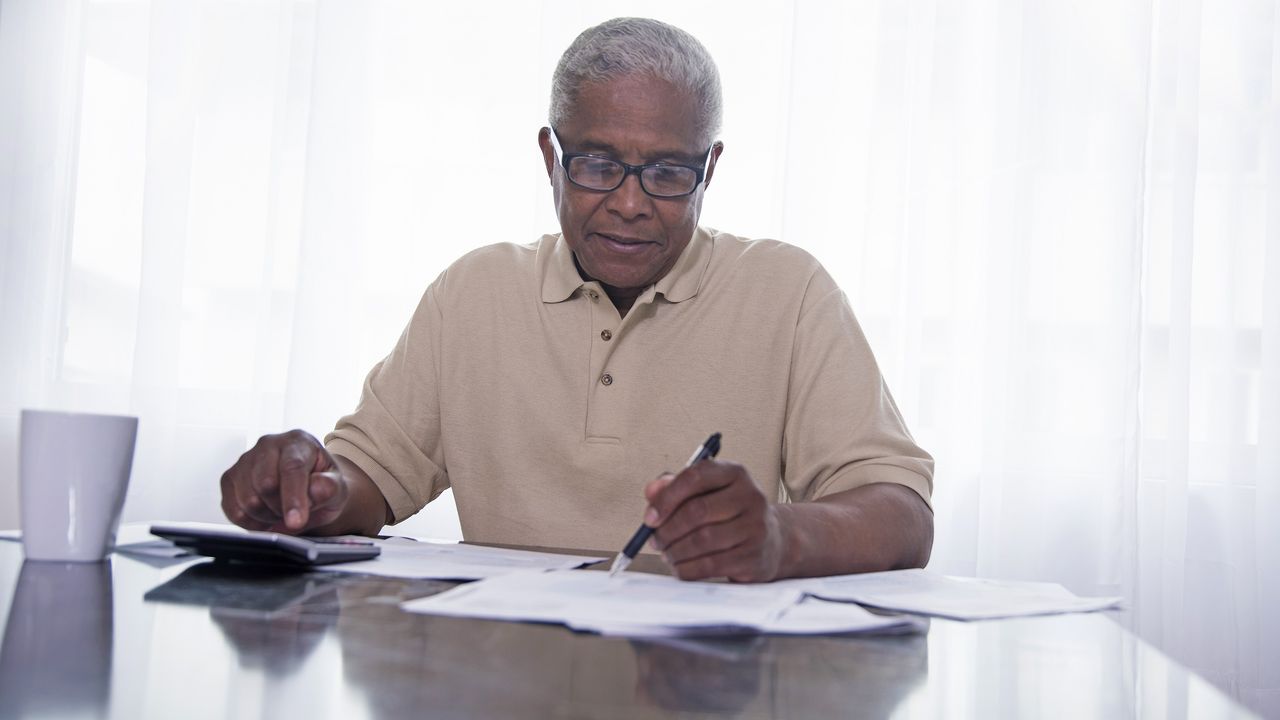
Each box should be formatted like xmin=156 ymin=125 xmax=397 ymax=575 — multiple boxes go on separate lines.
xmin=605 ymin=171 xmax=652 ymax=220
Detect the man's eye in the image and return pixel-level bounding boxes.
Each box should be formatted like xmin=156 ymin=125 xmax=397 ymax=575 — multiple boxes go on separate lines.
xmin=648 ymin=166 xmax=686 ymax=182
xmin=570 ymin=157 xmax=624 ymax=186
xmin=579 ymin=158 xmax=619 ymax=174
xmin=645 ymin=165 xmax=696 ymax=190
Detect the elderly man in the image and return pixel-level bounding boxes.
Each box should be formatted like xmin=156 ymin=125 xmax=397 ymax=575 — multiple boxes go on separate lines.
xmin=220 ymin=17 xmax=933 ymax=582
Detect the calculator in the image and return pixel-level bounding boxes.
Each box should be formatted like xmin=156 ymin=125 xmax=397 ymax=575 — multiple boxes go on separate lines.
xmin=150 ymin=523 xmax=382 ymax=567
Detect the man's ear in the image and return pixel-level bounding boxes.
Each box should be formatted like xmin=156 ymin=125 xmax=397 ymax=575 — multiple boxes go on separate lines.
xmin=703 ymin=141 xmax=725 ymax=189
xmin=537 ymin=127 xmax=556 ymax=183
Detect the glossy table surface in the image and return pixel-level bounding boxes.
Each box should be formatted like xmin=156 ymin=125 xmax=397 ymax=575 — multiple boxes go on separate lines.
xmin=0 ymin=539 xmax=1256 ymax=719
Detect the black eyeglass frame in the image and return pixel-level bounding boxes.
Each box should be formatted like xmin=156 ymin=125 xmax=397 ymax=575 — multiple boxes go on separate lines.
xmin=546 ymin=126 xmax=716 ymax=199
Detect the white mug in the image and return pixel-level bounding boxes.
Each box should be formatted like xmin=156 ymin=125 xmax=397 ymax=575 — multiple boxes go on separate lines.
xmin=19 ymin=410 xmax=138 ymax=562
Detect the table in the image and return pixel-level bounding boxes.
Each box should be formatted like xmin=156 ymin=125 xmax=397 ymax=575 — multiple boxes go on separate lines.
xmin=0 ymin=540 xmax=1255 ymax=719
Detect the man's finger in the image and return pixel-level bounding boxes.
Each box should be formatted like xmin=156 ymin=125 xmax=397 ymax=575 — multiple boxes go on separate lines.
xmin=674 ymin=542 xmax=772 ymax=583
xmin=248 ymin=445 xmax=284 ymax=517
xmin=662 ymin=512 xmax=754 ymax=566
xmin=302 ymin=471 xmax=349 ymax=529
xmin=643 ymin=473 xmax=676 ymax=504
xmin=652 ymin=485 xmax=745 ymax=548
xmin=646 ymin=461 xmax=740 ymax=527
xmin=307 ymin=470 xmax=345 ymax=510
xmin=277 ymin=439 xmax=317 ymax=530
xmin=221 ymin=473 xmax=278 ymax=530
xmin=311 ymin=446 xmax=335 ymax=473
xmin=226 ymin=469 xmax=282 ymax=525
xmin=670 ymin=543 xmax=748 ymax=581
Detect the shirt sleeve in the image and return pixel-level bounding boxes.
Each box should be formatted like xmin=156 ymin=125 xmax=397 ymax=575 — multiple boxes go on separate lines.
xmin=781 ymin=267 xmax=934 ymax=508
xmin=324 ymin=282 xmax=450 ymax=524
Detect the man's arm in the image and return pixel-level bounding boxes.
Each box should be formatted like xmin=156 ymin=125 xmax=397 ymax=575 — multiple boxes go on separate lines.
xmin=774 ymin=482 xmax=933 ymax=576
xmin=644 ymin=461 xmax=932 ymax=582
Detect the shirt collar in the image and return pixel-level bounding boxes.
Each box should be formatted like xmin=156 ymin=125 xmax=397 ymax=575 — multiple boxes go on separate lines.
xmin=538 ymin=227 xmax=714 ymax=304
xmin=538 ymin=234 xmax=586 ymax=303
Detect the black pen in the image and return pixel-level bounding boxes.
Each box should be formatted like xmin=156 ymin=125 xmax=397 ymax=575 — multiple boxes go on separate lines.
xmin=608 ymin=432 xmax=722 ymax=577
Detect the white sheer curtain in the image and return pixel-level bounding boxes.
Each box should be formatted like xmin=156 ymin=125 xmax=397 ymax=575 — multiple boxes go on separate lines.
xmin=1 ymin=0 xmax=1275 ymax=714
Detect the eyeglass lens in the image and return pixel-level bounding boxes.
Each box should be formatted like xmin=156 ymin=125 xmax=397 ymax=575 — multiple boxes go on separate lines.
xmin=566 ymin=157 xmax=698 ymax=197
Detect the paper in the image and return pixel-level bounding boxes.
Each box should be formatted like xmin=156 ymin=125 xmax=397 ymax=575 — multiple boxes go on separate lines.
xmin=314 ymin=538 xmax=606 ymax=580
xmin=0 ymin=522 xmax=191 ymax=558
xmin=402 ymin=569 xmax=801 ymax=632
xmin=115 ymin=539 xmax=191 ymax=559
xmin=580 ymin=598 xmax=923 ymax=638
xmin=783 ymin=568 xmax=1122 ymax=621
xmin=756 ymin=597 xmax=926 ymax=636
xmin=401 ymin=569 xmax=919 ymax=637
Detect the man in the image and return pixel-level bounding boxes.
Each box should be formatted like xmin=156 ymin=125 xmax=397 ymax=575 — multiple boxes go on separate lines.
xmin=220 ymin=17 xmax=933 ymax=582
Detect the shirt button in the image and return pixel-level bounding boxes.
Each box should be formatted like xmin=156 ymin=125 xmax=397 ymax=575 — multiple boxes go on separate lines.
xmin=587 ymin=290 xmax=599 ymax=301
xmin=600 ymin=329 xmax=612 ymax=341
xmin=600 ymin=373 xmax=613 ymax=386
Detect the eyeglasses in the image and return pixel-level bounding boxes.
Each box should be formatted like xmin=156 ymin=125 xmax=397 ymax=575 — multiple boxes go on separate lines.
xmin=547 ymin=127 xmax=714 ymax=199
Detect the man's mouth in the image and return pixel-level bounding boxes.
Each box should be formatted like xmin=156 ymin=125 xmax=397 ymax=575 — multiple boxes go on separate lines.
xmin=593 ymin=232 xmax=655 ymax=254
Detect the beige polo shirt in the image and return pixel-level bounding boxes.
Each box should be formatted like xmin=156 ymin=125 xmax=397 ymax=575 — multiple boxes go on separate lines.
xmin=325 ymin=227 xmax=932 ymax=550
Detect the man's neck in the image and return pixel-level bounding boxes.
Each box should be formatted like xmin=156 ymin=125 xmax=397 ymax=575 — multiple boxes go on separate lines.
xmin=572 ymin=257 xmax=643 ymax=318
xmin=604 ymin=286 xmax=640 ymax=318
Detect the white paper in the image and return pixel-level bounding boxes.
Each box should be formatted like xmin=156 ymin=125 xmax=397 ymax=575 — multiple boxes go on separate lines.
xmin=0 ymin=522 xmax=190 ymax=557
xmin=401 ymin=569 xmax=919 ymax=637
xmin=115 ymin=539 xmax=191 ymax=559
xmin=401 ymin=569 xmax=801 ymax=632
xmin=314 ymin=538 xmax=606 ymax=580
xmin=117 ymin=522 xmax=191 ymax=557
xmin=782 ymin=568 xmax=1122 ymax=621
xmin=756 ymin=597 xmax=927 ymax=635
xmin=577 ymin=598 xmax=923 ymax=638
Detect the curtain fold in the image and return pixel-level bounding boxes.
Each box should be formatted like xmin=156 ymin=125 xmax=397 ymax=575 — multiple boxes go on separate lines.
xmin=0 ymin=0 xmax=1274 ymax=714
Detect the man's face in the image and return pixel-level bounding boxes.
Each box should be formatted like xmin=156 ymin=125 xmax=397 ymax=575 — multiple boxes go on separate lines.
xmin=539 ymin=74 xmax=723 ymax=296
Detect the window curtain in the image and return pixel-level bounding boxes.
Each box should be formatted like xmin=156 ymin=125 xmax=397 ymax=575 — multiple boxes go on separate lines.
xmin=1 ymin=0 xmax=1275 ymax=714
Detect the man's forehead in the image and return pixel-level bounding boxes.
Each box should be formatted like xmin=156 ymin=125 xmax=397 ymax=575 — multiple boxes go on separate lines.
xmin=566 ymin=132 xmax=705 ymax=162
xmin=558 ymin=75 xmax=708 ymax=159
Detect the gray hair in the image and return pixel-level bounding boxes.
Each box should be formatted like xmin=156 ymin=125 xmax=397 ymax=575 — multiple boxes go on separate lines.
xmin=549 ymin=18 xmax=723 ymax=147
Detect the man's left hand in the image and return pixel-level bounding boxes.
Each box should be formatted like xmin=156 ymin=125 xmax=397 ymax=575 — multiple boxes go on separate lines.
xmin=643 ymin=460 xmax=787 ymax=582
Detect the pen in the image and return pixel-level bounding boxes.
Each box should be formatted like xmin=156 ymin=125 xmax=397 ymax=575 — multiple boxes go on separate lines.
xmin=608 ymin=432 xmax=721 ymax=577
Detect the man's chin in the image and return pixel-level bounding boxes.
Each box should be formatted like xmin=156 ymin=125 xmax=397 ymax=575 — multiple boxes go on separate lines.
xmin=596 ymin=274 xmax=654 ymax=294
xmin=578 ymin=256 xmax=661 ymax=291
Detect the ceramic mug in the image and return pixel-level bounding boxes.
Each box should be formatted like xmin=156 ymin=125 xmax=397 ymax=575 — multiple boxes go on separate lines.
xmin=19 ymin=409 xmax=138 ymax=562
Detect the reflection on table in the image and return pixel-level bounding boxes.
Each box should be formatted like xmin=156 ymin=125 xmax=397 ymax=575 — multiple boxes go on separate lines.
xmin=0 ymin=561 xmax=113 ymax=719
xmin=0 ymin=541 xmax=1254 ymax=719
xmin=147 ymin=562 xmax=342 ymax=678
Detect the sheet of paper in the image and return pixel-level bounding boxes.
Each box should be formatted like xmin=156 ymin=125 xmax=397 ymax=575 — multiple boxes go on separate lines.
xmin=402 ymin=569 xmax=801 ymax=631
xmin=314 ymin=538 xmax=606 ymax=580
xmin=578 ymin=597 xmax=924 ymax=638
xmin=755 ymin=597 xmax=927 ymax=635
xmin=401 ymin=569 xmax=919 ymax=637
xmin=0 ymin=522 xmax=191 ymax=557
xmin=115 ymin=539 xmax=191 ymax=559
xmin=119 ymin=522 xmax=192 ymax=557
xmin=782 ymin=568 xmax=1121 ymax=621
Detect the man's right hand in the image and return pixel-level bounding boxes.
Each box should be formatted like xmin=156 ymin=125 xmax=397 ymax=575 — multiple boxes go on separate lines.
xmin=220 ymin=430 xmax=350 ymax=534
